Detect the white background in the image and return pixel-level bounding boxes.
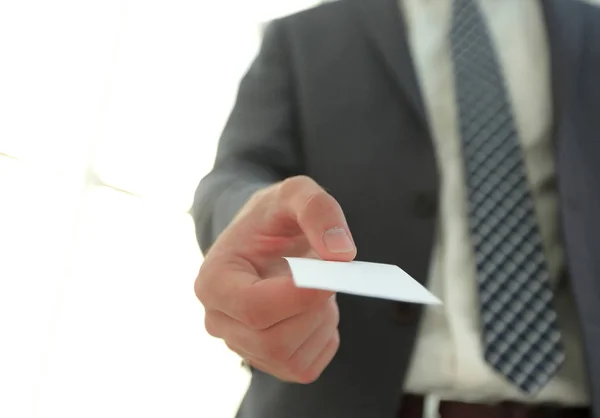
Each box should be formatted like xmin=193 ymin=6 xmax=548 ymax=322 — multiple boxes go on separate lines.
xmin=2 ymin=1 xmax=599 ymax=417
xmin=0 ymin=1 xmax=318 ymax=417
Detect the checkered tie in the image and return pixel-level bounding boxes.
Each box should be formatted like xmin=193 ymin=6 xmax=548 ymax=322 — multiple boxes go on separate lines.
xmin=450 ymin=0 xmax=564 ymax=394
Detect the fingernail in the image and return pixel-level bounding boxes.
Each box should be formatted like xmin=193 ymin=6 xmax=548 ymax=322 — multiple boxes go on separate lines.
xmin=323 ymin=227 xmax=355 ymax=253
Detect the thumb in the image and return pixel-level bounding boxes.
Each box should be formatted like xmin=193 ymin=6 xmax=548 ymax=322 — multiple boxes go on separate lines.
xmin=276 ymin=176 xmax=357 ymax=262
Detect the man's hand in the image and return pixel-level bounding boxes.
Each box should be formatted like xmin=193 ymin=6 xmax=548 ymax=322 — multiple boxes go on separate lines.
xmin=195 ymin=176 xmax=356 ymax=383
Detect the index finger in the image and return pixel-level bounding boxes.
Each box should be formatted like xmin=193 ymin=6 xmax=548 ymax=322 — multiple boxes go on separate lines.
xmin=221 ymin=176 xmax=357 ymax=262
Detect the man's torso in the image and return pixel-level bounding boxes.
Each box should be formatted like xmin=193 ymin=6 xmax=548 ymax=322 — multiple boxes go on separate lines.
xmin=401 ymin=0 xmax=587 ymax=404
xmin=235 ymin=0 xmax=600 ymax=417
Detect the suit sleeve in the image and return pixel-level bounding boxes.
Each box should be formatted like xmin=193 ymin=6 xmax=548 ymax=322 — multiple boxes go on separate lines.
xmin=191 ymin=21 xmax=302 ymax=254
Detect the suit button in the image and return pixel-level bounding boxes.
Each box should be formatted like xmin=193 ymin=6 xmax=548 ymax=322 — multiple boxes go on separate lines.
xmin=394 ymin=302 xmax=418 ymax=325
xmin=413 ymin=193 xmax=437 ymax=218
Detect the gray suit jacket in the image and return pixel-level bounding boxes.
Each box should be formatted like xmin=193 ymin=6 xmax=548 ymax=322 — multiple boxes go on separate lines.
xmin=192 ymin=0 xmax=600 ymax=417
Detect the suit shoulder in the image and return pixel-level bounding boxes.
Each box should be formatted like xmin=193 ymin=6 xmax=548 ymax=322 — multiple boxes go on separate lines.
xmin=582 ymin=1 xmax=600 ymax=26
xmin=275 ymin=1 xmax=355 ymax=36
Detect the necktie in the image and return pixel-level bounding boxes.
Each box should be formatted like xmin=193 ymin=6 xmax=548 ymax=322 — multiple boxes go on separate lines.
xmin=450 ymin=0 xmax=564 ymax=394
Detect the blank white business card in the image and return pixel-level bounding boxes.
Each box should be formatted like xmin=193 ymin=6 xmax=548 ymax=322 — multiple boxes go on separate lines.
xmin=284 ymin=257 xmax=441 ymax=305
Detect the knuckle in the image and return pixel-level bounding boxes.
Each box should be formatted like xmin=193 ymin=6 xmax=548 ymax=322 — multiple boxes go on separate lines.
xmin=195 ymin=259 xmax=223 ymax=306
xmin=194 ymin=266 xmax=210 ymax=303
xmin=246 ymin=186 xmax=269 ymax=207
xmin=224 ymin=341 xmax=237 ymax=353
xmin=261 ymin=336 xmax=294 ymax=362
xmin=194 ymin=278 xmax=207 ymax=304
xmin=285 ymin=357 xmax=308 ymax=380
xmin=296 ymin=368 xmax=323 ymax=384
xmin=281 ymin=175 xmax=315 ymax=192
xmin=294 ymin=291 xmax=320 ymax=314
xmin=234 ymin=289 xmax=258 ymax=327
xmin=295 ymin=332 xmax=339 ymax=384
xmin=301 ymin=190 xmax=337 ymax=217
xmin=203 ymin=313 xmax=220 ymax=337
xmin=230 ymin=187 xmax=271 ymax=224
xmin=224 ymin=342 xmax=245 ymax=359
xmin=236 ymin=288 xmax=277 ymax=330
xmin=239 ymin=306 xmax=260 ymax=330
xmin=194 ymin=275 xmax=208 ymax=305
xmin=278 ymin=176 xmax=317 ymax=202
xmin=239 ymin=301 xmax=270 ymax=330
xmin=328 ymin=299 xmax=340 ymax=326
xmin=243 ymin=310 xmax=272 ymax=331
xmin=331 ymin=331 xmax=341 ymax=350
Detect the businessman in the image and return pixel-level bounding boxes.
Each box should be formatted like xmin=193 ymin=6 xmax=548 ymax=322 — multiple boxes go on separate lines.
xmin=192 ymin=0 xmax=600 ymax=417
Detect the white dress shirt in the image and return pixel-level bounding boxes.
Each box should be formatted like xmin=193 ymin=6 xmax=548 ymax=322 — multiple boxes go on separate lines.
xmin=400 ymin=0 xmax=589 ymax=405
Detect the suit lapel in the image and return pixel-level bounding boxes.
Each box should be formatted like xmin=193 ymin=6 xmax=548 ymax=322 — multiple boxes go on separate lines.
xmin=349 ymin=0 xmax=587 ymax=139
xmin=348 ymin=0 xmax=428 ymax=129
xmin=540 ymin=0 xmax=585 ymax=142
